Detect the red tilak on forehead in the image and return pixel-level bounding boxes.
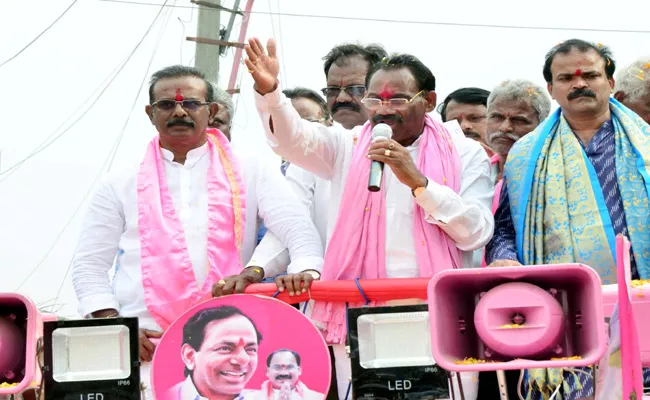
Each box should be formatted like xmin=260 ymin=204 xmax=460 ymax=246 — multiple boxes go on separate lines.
xmin=575 ymin=69 xmax=583 ymax=77
xmin=379 ymin=84 xmax=393 ymax=99
xmin=175 ymin=89 xmax=184 ymax=101
xmin=237 ymin=337 xmax=245 ymax=346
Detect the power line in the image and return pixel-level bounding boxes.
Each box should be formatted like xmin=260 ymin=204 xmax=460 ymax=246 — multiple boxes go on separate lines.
xmin=0 ymin=0 xmax=80 ymax=68
xmin=274 ymin=0 xmax=288 ymax=85
xmin=107 ymin=0 xmax=176 ymax=171
xmin=50 ymin=2 xmax=176 ymax=305
xmin=0 ymin=0 xmax=172 ymax=185
xmin=14 ymin=0 xmax=173 ymax=292
xmin=96 ymin=0 xmax=650 ymax=34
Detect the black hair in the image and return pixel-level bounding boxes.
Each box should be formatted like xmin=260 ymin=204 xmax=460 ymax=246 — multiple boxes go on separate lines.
xmin=266 ymin=348 xmax=301 ymax=367
xmin=182 ymin=306 xmax=262 ymax=377
xmin=148 ymin=65 xmax=215 ymax=104
xmin=437 ymin=87 xmax=490 ymax=122
xmin=365 ymin=54 xmax=436 ymax=94
xmin=283 ymin=87 xmax=332 ymax=120
xmin=542 ymin=39 xmax=616 ymax=83
xmin=323 ymin=43 xmax=388 ymax=77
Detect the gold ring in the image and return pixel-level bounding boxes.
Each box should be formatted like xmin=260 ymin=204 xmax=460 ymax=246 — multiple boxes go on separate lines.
xmin=384 ymin=149 xmax=391 ymax=157
xmin=388 ymin=143 xmax=395 ymax=149
xmin=247 ymin=69 xmax=254 ymax=73
xmin=218 ymin=280 xmax=226 ymax=285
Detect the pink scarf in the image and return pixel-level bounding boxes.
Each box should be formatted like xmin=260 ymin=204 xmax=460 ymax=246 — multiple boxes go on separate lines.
xmin=137 ymin=129 xmax=246 ymax=330
xmin=311 ymin=115 xmax=462 ymax=344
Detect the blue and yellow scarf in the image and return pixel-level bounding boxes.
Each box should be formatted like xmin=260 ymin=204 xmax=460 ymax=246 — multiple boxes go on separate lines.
xmin=506 ymin=97 xmax=650 ymax=285
xmin=505 ymin=98 xmax=650 ymax=399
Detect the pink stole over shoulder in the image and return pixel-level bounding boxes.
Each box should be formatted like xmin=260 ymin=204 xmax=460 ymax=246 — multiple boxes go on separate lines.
xmin=137 ymin=129 xmax=246 ymax=330
xmin=311 ymin=115 xmax=463 ymax=345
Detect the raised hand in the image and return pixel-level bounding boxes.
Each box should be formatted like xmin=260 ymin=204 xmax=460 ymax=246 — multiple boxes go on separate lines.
xmin=244 ymin=37 xmax=280 ymax=95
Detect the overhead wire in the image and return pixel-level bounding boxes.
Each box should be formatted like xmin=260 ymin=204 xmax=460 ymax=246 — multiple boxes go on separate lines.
xmin=0 ymin=0 xmax=172 ymax=185
xmin=14 ymin=0 xmax=174 ymax=293
xmin=275 ymin=0 xmax=288 ymax=86
xmin=107 ymin=0 xmax=176 ymax=171
xmin=0 ymin=0 xmax=80 ymax=68
xmin=177 ymin=0 xmax=194 ymax=64
xmin=96 ymin=0 xmax=650 ymax=34
xmin=265 ymin=0 xmax=285 ymax=85
xmin=50 ymin=0 xmax=177 ymax=306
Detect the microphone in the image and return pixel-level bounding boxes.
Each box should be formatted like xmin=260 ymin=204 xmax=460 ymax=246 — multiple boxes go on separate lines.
xmin=368 ymin=123 xmax=393 ymax=192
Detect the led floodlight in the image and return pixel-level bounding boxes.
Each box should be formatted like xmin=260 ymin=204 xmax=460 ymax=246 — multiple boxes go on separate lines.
xmin=348 ymin=304 xmax=452 ymax=400
xmin=42 ymin=317 xmax=140 ymax=400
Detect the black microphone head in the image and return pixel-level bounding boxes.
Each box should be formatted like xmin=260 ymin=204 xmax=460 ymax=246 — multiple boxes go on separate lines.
xmin=371 ymin=123 xmax=393 ymax=141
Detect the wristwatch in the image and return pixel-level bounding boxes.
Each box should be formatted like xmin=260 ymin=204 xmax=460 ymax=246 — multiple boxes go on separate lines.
xmin=411 ymin=178 xmax=429 ymax=197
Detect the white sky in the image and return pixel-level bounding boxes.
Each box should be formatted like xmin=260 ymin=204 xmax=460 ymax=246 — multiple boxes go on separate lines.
xmin=1 ymin=0 xmax=649 ymax=317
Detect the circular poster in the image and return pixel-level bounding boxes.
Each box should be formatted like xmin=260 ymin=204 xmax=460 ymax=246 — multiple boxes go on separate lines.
xmin=151 ymin=294 xmax=331 ymax=400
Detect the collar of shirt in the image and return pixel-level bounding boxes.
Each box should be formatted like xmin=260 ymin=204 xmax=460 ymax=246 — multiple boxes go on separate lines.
xmin=160 ymin=141 xmax=209 ymax=168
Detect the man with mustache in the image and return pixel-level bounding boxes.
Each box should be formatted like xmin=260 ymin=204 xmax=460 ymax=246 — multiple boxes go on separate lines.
xmin=486 ymin=39 xmax=650 ymax=399
xmin=245 ymin=37 xmax=494 ymax=400
xmin=485 ymin=79 xmax=551 ymax=208
xmin=322 ymin=43 xmax=387 ymax=130
xmin=170 ymin=306 xmax=262 ymax=400
xmin=71 ymin=65 xmax=323 ymax=399
xmin=247 ymin=349 xmax=324 ymax=400
xmin=614 ymin=57 xmax=650 ymax=124
xmin=438 ymin=87 xmax=491 ymax=147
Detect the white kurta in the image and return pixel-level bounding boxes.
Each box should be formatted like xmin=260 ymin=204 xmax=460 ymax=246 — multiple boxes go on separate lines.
xmin=71 ymin=143 xmax=324 ymax=399
xmin=254 ymin=88 xmax=494 ymax=400
xmin=254 ymin=163 xmax=333 ymax=274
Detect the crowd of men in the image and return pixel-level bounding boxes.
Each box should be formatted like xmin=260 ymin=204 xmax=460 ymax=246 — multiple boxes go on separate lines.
xmin=70 ymin=36 xmax=650 ymax=400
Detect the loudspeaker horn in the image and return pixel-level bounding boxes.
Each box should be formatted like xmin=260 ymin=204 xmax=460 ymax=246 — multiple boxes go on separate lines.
xmin=0 ymin=293 xmax=56 ymax=396
xmin=427 ymin=263 xmax=607 ymax=372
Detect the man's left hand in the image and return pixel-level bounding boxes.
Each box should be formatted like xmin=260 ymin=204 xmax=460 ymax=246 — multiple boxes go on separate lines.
xmin=367 ymin=139 xmax=427 ymax=191
xmin=212 ymin=267 xmax=264 ymax=297
xmin=275 ymin=270 xmax=320 ymax=296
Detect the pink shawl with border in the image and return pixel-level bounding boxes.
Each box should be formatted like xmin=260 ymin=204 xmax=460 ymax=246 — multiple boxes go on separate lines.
xmin=311 ymin=115 xmax=463 ymax=345
xmin=137 ymin=129 xmax=246 ymax=330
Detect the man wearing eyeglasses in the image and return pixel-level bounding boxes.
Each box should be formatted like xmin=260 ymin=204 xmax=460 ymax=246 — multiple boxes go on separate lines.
xmin=245 ymin=38 xmax=493 ymax=400
xmin=71 ymin=65 xmax=323 ymax=400
xmin=321 ymin=43 xmax=387 ymax=130
xmin=246 ymin=349 xmax=325 ymax=400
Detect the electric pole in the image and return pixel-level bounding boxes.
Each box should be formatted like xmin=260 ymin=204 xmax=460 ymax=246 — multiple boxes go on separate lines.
xmin=187 ymin=0 xmax=253 ymax=92
xmin=193 ymin=0 xmax=221 ymax=83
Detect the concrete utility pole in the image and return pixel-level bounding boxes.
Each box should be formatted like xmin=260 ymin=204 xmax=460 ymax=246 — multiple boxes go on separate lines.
xmin=193 ymin=0 xmax=221 ymax=83
xmin=187 ymin=0 xmax=252 ymax=93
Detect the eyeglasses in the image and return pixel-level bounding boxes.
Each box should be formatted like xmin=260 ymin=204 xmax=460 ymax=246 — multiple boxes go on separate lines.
xmin=361 ymin=90 xmax=426 ymax=110
xmin=321 ymin=85 xmax=366 ymax=99
xmin=152 ymin=99 xmax=209 ymax=111
xmin=270 ymin=365 xmax=297 ymax=372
